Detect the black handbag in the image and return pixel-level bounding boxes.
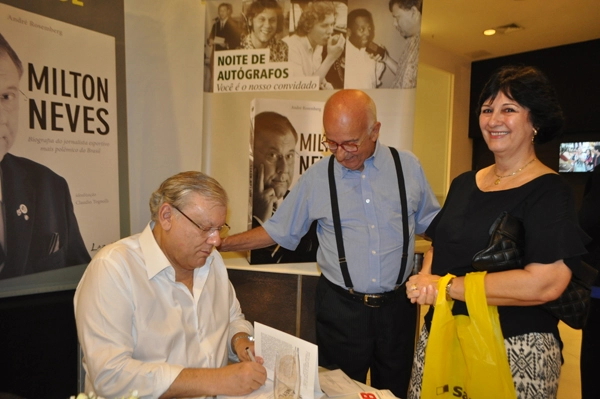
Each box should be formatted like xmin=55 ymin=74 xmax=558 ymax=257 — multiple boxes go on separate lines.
xmin=472 ymin=211 xmax=597 ymax=329
xmin=543 ymin=260 xmax=597 ymax=329
xmin=472 ymin=211 xmax=525 ymax=272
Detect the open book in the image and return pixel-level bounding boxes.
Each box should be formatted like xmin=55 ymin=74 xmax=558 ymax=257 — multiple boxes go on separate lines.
xmin=225 ymin=322 xmax=322 ymax=399
xmin=218 ymin=323 xmax=394 ymax=399
xmin=255 ymin=322 xmax=322 ymax=399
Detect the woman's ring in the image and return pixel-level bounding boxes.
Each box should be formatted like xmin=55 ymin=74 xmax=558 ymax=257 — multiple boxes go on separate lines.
xmin=410 ymin=284 xmax=418 ymax=291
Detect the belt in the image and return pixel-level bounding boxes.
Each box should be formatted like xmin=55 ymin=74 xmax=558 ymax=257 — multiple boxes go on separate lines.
xmin=324 ymin=276 xmax=403 ymax=308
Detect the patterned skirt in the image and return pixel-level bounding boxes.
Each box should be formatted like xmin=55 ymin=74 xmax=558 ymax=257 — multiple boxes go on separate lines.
xmin=407 ymin=325 xmax=562 ymax=399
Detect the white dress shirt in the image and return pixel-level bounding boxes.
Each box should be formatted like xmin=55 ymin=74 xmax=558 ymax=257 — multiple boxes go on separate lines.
xmin=74 ymin=222 xmax=252 ymax=399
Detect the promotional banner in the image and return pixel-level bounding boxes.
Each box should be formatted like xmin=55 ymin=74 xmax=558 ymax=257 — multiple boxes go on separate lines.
xmin=0 ymin=1 xmax=124 ymax=283
xmin=204 ymin=0 xmax=421 ymax=92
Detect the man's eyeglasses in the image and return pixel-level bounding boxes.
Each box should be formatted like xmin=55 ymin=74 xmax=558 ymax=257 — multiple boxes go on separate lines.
xmin=321 ymin=133 xmax=368 ymax=153
xmin=172 ymin=205 xmax=230 ymax=237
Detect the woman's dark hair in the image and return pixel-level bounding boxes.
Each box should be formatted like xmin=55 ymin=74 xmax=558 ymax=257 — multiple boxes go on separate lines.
xmin=246 ymin=0 xmax=284 ymax=35
xmin=295 ymin=2 xmax=336 ymax=37
xmin=477 ymin=65 xmax=565 ymax=144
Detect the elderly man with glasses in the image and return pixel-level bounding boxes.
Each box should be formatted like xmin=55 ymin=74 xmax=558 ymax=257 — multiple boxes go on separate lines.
xmin=221 ymin=89 xmax=439 ymax=397
xmin=74 ymin=171 xmax=266 ymax=399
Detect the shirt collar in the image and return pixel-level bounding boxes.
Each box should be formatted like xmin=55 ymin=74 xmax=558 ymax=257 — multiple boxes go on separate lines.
xmin=140 ymin=221 xmax=171 ymax=279
xmin=339 ymin=140 xmax=381 ymax=177
xmin=371 ymin=140 xmax=384 ymax=171
xmin=139 ymin=222 xmax=215 ymax=281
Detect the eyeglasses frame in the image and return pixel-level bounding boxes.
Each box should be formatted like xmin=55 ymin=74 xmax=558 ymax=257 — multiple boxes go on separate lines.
xmin=171 ymin=204 xmax=230 ymax=237
xmin=321 ymin=124 xmax=376 ymax=153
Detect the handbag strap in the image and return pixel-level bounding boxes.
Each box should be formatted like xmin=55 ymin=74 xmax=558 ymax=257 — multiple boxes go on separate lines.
xmin=327 ymin=147 xmax=409 ymax=292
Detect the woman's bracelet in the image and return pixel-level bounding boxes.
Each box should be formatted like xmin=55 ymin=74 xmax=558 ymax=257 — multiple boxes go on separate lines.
xmin=446 ymin=277 xmax=455 ymax=301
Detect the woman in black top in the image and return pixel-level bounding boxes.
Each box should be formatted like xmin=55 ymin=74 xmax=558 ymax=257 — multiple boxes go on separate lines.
xmin=405 ymin=65 xmax=589 ymax=399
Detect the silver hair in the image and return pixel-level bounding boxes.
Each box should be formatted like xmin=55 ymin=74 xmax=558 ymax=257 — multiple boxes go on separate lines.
xmin=149 ymin=171 xmax=228 ymax=222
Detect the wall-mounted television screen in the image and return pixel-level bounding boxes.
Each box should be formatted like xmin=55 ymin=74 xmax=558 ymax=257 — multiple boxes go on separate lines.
xmin=559 ymin=141 xmax=600 ymax=173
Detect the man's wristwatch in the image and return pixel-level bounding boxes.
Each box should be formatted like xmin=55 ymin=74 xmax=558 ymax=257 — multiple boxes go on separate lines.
xmin=231 ymin=333 xmax=254 ymax=348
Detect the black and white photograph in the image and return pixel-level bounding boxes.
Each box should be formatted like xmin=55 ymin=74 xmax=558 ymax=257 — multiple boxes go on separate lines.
xmin=248 ymin=97 xmax=324 ymax=264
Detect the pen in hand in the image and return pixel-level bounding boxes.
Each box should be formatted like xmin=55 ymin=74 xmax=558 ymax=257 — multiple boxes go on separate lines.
xmin=245 ymin=347 xmax=256 ymax=362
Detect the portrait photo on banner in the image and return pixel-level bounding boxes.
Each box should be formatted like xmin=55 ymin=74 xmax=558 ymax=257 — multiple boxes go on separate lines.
xmin=247 ymin=97 xmax=325 ymax=264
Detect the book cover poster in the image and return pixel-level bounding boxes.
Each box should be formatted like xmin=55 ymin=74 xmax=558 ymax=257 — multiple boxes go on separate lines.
xmin=248 ymin=98 xmax=326 ymax=264
xmin=1 ymin=3 xmax=120 ymax=278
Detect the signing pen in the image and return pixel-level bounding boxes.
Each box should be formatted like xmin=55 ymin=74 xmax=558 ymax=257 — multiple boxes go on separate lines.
xmin=245 ymin=347 xmax=256 ymax=362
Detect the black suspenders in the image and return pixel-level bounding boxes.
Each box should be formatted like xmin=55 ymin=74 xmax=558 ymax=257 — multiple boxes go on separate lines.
xmin=327 ymin=147 xmax=409 ymax=293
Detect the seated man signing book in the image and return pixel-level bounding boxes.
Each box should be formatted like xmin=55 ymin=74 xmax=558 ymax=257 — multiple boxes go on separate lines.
xmin=74 ymin=171 xmax=266 ymax=399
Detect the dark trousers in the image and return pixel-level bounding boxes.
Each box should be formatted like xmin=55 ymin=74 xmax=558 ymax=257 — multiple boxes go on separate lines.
xmin=316 ymin=276 xmax=417 ymax=398
xmin=581 ymin=297 xmax=600 ymax=399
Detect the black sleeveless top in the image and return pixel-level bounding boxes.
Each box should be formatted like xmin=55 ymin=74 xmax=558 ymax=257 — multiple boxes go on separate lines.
xmin=424 ymin=172 xmax=589 ymax=339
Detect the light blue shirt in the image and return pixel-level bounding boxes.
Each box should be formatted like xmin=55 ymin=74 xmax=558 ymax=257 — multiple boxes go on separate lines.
xmin=263 ymin=141 xmax=440 ymax=293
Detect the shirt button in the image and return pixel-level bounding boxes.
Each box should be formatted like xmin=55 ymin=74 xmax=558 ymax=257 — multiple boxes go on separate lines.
xmin=362 ymin=174 xmax=366 ymax=179
xmin=370 ymin=225 xmax=375 ymax=229
xmin=372 ymin=278 xmax=376 ymax=282
xmin=371 ymin=250 xmax=376 ymax=255
xmin=366 ymin=199 xmax=371 ymax=203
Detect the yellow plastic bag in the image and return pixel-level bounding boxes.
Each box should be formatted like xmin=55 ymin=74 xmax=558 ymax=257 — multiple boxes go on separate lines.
xmin=421 ymin=272 xmax=516 ymax=399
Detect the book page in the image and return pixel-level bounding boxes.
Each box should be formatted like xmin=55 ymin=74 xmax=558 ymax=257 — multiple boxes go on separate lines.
xmin=255 ymin=322 xmax=322 ymax=399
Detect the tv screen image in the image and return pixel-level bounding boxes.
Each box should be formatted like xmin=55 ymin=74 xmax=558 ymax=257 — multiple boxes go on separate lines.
xmin=559 ymin=141 xmax=600 ymax=173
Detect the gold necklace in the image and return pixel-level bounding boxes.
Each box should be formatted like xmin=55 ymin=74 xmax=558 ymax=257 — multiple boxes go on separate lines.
xmin=494 ymin=158 xmax=536 ymax=185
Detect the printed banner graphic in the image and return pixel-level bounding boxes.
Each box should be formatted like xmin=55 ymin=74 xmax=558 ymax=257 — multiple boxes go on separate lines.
xmin=247 ymin=98 xmax=325 ymax=264
xmin=204 ymin=0 xmax=421 ymax=92
xmin=1 ymin=3 xmax=121 ymax=279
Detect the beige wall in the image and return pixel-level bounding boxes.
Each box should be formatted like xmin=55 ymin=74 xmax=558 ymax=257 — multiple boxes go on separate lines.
xmin=419 ymin=40 xmax=473 ymax=185
xmin=413 ymin=64 xmax=453 ymax=204
xmin=125 ymin=0 xmax=206 ymax=233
